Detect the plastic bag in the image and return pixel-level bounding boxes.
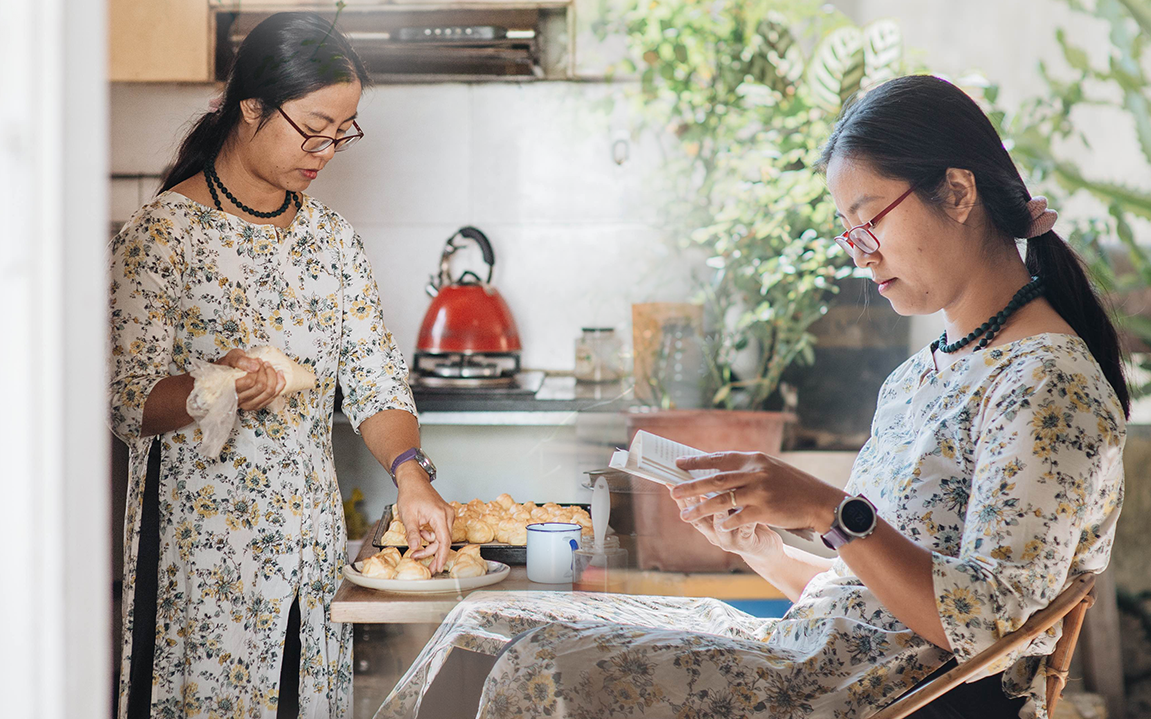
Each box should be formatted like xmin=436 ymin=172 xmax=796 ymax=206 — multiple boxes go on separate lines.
xmin=185 ymin=358 xmax=247 ymax=457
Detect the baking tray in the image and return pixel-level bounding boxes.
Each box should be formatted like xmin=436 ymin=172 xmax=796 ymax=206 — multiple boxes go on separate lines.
xmin=370 ymin=502 xmax=591 ymax=565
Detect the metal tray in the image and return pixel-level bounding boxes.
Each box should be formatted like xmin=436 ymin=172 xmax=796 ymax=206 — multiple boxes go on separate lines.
xmin=370 ymin=502 xmax=590 ymax=565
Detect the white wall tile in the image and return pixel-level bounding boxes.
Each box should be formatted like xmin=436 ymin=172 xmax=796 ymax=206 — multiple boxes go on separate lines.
xmin=306 ymin=84 xmax=472 ymax=227
xmin=109 ymin=178 xmax=141 ymax=224
xmin=109 ymin=83 xmax=217 ymax=175
xmin=468 ymin=82 xmax=662 ymax=226
xmin=463 ymin=223 xmax=701 ymax=369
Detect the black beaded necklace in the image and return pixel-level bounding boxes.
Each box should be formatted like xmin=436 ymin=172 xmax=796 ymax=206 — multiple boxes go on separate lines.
xmin=204 ymin=159 xmax=300 ymax=219
xmin=932 ymin=275 xmax=1045 ymax=354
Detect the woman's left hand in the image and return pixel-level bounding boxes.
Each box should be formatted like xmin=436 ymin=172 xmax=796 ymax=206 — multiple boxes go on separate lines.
xmin=672 ymin=452 xmax=844 ymax=535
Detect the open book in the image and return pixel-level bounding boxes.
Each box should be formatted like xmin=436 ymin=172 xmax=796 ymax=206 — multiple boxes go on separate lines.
xmin=609 ymin=430 xmax=818 ymax=542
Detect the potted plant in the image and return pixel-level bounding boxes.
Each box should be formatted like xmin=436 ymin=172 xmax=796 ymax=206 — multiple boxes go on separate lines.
xmin=602 ymin=0 xmax=909 ymax=455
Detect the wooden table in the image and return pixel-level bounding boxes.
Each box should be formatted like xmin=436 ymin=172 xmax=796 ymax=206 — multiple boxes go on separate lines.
xmin=332 ymin=530 xmax=787 ymax=625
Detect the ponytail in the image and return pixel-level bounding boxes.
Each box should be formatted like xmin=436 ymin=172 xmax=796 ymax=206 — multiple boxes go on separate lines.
xmin=1026 ymin=231 xmax=1130 ymax=417
xmin=820 ymin=75 xmax=1131 ymax=419
xmin=157 ymin=12 xmax=369 ymax=194
xmin=160 ymin=105 xmax=239 ymax=192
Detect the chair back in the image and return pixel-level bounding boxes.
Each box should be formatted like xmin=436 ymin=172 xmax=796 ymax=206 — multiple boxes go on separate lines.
xmin=867 ymin=573 xmax=1097 ymax=719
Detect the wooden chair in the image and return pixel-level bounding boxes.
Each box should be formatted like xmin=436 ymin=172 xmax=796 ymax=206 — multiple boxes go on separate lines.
xmin=868 ymin=573 xmax=1097 ymax=719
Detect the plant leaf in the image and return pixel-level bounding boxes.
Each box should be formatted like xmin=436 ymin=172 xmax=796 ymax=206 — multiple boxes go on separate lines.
xmin=807 ymin=26 xmax=864 ymax=112
xmin=862 ymin=20 xmax=902 ymax=87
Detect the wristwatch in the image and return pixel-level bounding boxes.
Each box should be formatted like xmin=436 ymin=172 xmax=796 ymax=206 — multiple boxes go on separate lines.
xmin=821 ymin=494 xmax=878 ymax=550
xmin=388 ymin=448 xmax=436 ymax=486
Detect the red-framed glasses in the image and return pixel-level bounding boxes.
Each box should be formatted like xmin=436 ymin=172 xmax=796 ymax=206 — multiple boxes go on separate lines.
xmin=277 ymin=107 xmax=364 ymax=153
xmin=834 ymin=185 xmax=917 ymax=255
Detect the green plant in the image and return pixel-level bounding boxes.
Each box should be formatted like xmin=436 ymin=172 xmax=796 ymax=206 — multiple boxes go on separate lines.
xmin=605 ymin=0 xmax=907 ymax=409
xmin=994 ymin=0 xmax=1151 ymax=399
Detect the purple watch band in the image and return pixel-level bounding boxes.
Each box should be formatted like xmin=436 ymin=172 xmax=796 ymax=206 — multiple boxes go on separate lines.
xmin=821 ymin=525 xmax=853 ymax=550
xmin=389 ymin=448 xmax=420 ymax=478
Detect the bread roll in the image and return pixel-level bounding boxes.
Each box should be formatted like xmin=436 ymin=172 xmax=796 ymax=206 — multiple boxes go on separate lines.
xmin=360 ymin=555 xmax=398 ymax=579
xmin=506 ymin=522 xmax=528 ymax=546
xmin=442 ymin=548 xmax=460 ymax=572
xmin=394 ymin=558 xmax=432 ymax=580
xmin=466 ymin=519 xmax=495 ymax=544
xmin=246 ymin=346 xmax=317 ymax=395
xmin=451 ymin=518 xmax=468 ymax=543
xmin=494 ymin=518 xmax=517 ymax=544
xmin=457 ymin=544 xmax=483 ymax=560
xmin=374 ymin=547 xmax=401 ymax=566
xmin=495 ymin=493 xmax=516 ymax=510
xmin=449 ymin=556 xmax=487 ymax=579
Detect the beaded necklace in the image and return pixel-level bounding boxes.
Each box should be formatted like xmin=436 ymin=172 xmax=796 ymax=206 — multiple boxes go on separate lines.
xmin=932 ymin=276 xmax=1045 ymax=354
xmin=205 ymin=159 xmax=300 ymax=219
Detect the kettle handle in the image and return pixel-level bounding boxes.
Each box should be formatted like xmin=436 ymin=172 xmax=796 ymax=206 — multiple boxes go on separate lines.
xmin=456 ymin=226 xmax=495 ymax=284
xmin=428 ymin=226 xmax=497 ymax=295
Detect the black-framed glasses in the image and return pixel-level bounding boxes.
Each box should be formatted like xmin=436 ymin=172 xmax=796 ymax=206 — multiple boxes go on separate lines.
xmin=833 ymin=185 xmax=916 ymax=255
xmin=277 ymin=107 xmax=364 ymax=153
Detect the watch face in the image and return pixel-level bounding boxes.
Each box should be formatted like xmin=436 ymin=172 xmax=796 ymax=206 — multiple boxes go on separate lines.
xmin=840 ymin=498 xmax=875 ymax=534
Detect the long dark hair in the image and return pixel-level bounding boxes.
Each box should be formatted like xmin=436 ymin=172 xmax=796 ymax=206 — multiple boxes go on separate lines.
xmin=818 ymin=74 xmax=1130 ymax=418
xmin=160 ymin=12 xmax=369 ymax=192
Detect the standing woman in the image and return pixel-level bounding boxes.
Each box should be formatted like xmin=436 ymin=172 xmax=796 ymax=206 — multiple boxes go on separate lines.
xmin=108 ymin=13 xmax=453 ymax=718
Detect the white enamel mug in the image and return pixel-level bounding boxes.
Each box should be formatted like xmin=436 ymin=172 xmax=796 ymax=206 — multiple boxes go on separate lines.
xmin=526 ymin=522 xmax=582 ymax=583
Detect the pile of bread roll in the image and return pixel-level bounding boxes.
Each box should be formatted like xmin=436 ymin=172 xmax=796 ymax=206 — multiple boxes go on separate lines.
xmin=359 ymin=544 xmax=489 ymax=580
xmin=380 ymin=493 xmax=594 ymax=548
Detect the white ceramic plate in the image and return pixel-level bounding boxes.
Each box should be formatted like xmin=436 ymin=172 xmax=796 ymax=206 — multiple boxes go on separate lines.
xmin=343 ymin=560 xmax=511 ymax=594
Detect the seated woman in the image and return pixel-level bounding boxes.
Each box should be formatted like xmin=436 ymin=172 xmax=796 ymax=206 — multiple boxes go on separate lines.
xmin=374 ymin=75 xmax=1127 ymax=719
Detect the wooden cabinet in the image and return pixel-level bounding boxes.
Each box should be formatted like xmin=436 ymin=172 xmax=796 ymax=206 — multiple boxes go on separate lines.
xmin=109 ymin=0 xmax=212 ymax=82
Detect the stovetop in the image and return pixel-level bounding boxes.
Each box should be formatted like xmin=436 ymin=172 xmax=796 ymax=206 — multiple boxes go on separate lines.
xmin=411 ymin=370 xmax=545 ymax=398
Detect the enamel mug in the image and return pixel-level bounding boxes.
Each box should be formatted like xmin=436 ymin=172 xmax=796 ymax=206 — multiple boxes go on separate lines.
xmin=526 ymin=522 xmax=582 ymax=583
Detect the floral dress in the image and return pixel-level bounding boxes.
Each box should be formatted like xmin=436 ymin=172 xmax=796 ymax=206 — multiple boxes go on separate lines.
xmin=375 ymin=333 xmax=1123 ymax=719
xmin=108 ymin=191 xmax=416 ymax=718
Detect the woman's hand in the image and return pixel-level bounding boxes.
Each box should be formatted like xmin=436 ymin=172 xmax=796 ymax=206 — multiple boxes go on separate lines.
xmin=217 ymin=349 xmax=285 ymax=411
xmin=395 ymin=470 xmax=455 ymax=574
xmin=672 ymin=488 xmax=785 ymax=559
xmin=672 ymin=451 xmax=845 ymax=536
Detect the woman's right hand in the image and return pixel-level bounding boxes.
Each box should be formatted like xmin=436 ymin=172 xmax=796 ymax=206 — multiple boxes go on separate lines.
xmin=672 ymin=489 xmax=786 ymax=560
xmin=217 ymin=349 xmax=285 ymax=411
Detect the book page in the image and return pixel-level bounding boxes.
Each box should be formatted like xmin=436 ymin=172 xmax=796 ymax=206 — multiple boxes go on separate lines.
xmin=632 ymin=431 xmax=716 ymax=483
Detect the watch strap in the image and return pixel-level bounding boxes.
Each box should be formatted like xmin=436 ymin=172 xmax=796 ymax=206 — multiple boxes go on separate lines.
xmin=389 ymin=448 xmax=424 ymax=487
xmin=821 ymin=524 xmax=853 ymax=550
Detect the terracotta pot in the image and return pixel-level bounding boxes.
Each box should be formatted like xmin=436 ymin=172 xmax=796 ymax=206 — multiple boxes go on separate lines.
xmin=625 ymin=410 xmax=796 ymax=572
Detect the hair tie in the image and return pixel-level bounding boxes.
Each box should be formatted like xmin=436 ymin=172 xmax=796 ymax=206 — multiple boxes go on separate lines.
xmin=207 ymin=96 xmax=224 ymax=114
xmin=1025 ymin=196 xmax=1058 ymax=238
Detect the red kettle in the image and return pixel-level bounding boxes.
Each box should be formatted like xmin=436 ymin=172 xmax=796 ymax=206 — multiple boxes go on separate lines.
xmin=416 ymin=226 xmax=522 ymax=357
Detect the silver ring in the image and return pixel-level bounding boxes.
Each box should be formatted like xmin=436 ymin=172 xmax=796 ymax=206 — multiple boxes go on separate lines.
xmin=728 ymin=489 xmax=738 ymax=508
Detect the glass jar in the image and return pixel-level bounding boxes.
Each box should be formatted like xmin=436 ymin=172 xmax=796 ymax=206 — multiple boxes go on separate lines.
xmin=574 ymin=327 xmax=624 ymax=383
xmin=652 ymin=317 xmax=707 ymax=409
xmin=573 ymin=535 xmax=628 ymax=593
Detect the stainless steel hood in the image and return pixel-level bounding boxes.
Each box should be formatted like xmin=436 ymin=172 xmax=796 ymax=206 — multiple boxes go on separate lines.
xmin=214 ymin=2 xmax=572 ymax=83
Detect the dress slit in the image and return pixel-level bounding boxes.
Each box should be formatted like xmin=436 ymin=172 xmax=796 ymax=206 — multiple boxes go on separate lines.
xmin=126 ymin=438 xmax=162 ymax=719
xmin=277 ymin=595 xmax=302 ymax=718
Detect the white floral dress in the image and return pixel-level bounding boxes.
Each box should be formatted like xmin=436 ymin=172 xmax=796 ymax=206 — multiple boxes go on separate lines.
xmin=108 ymin=191 xmax=416 ymax=718
xmin=375 ymin=333 xmax=1123 ymax=719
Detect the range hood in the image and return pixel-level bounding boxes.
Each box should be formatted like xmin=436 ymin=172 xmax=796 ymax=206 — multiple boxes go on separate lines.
xmin=214 ymin=2 xmax=572 ymax=83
